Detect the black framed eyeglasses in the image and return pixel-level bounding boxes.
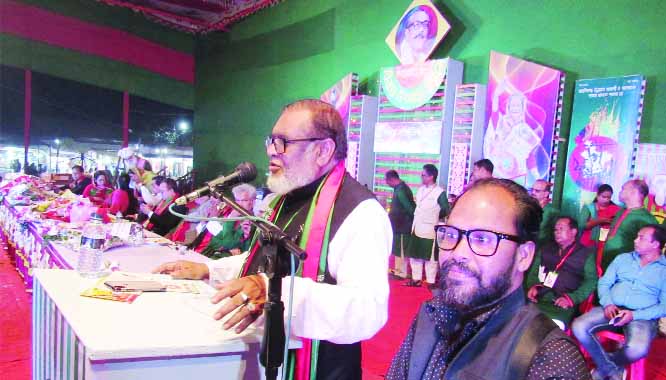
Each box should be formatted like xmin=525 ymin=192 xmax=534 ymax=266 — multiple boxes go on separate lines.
xmin=434 ymin=225 xmax=524 ymax=257
xmin=406 ymin=20 xmax=429 ymax=32
xmin=264 ymin=135 xmax=328 ymax=154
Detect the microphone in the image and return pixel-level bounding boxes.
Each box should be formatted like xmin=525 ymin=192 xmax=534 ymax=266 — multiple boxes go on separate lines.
xmin=174 ymin=162 xmax=257 ymax=205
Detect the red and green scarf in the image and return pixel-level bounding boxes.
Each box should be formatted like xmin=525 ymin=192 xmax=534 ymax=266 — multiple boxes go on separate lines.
xmin=241 ymin=161 xmax=346 ymax=380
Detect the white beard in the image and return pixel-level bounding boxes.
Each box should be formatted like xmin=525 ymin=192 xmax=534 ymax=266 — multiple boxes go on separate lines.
xmin=267 ymin=148 xmax=320 ymax=195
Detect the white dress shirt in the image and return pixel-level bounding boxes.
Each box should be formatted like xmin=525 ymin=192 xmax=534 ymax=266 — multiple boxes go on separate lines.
xmin=206 ymin=198 xmax=392 ymax=344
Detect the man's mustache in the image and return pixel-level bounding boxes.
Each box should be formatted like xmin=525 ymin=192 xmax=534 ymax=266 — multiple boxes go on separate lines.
xmin=439 ymin=259 xmax=480 ymax=281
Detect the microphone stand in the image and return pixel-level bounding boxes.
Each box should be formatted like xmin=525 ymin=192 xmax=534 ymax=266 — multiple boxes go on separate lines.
xmin=209 ymin=186 xmax=306 ymax=380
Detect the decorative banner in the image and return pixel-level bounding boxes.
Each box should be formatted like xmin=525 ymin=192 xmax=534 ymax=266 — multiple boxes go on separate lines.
xmin=561 ymin=75 xmax=646 ymax=215
xmin=631 ymin=144 xmax=666 ymax=223
xmin=380 ymin=59 xmax=448 ymax=110
xmin=320 ymin=73 xmax=356 ymax=128
xmin=448 ymin=143 xmax=469 ymax=196
xmin=374 ymin=121 xmax=442 ymax=154
xmin=385 ymin=0 xmax=450 ymax=65
xmin=484 ymin=51 xmax=564 ymax=188
xmin=346 ymin=141 xmax=360 ymax=177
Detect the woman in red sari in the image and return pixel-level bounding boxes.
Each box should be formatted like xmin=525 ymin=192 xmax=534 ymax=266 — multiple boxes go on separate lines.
xmin=107 ymin=173 xmax=138 ymax=216
xmin=82 ymin=170 xmax=113 ymax=206
xmin=578 ymin=184 xmax=622 ymax=248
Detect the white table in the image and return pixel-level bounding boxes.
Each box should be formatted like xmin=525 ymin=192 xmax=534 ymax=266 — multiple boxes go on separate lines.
xmin=33 ymin=269 xmax=300 ymax=380
xmin=49 ymin=234 xmax=212 ymax=272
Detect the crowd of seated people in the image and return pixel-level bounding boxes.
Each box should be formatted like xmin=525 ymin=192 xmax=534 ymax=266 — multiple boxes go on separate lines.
xmin=57 ymin=166 xmax=273 ymax=247
xmin=57 ymin=166 xmax=189 ymax=237
xmin=525 ymin=178 xmax=664 ymax=380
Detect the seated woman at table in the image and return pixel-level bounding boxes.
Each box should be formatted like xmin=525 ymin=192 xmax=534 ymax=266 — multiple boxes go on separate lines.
xmin=82 ymin=171 xmax=113 ymax=206
xmin=107 ymin=173 xmax=139 ymax=216
xmin=578 ymin=183 xmax=621 ymax=248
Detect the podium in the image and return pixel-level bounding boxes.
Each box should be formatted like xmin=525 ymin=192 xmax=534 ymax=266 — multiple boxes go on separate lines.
xmin=32 ymin=269 xmax=300 ymax=380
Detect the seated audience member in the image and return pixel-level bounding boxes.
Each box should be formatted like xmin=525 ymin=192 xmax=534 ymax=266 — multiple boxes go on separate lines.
xmin=140 ymin=175 xmax=165 ymax=207
xmin=572 ymin=224 xmax=666 ymax=380
xmin=82 ymin=170 xmax=113 ymax=206
xmin=61 ymin=165 xmax=91 ymax=195
xmin=169 ymin=196 xmax=221 ymax=243
xmin=525 ymin=216 xmax=597 ymax=329
xmin=469 ymin=158 xmax=494 ymax=184
xmin=107 ymin=173 xmax=138 ymax=216
xmin=599 ymin=179 xmax=657 ymax=272
xmin=387 ymin=178 xmax=589 ymax=380
xmin=188 ymin=184 xmax=257 ymax=258
xmin=531 ymin=179 xmax=559 ymax=247
xmin=578 ymin=184 xmax=621 ymax=248
xmin=138 ymin=178 xmax=187 ymax=236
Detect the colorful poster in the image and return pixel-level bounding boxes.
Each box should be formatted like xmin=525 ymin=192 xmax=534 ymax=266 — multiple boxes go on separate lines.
xmin=380 ymin=59 xmax=448 ymax=110
xmin=320 ymin=73 xmax=355 ymax=128
xmin=561 ymin=75 xmax=645 ymax=216
xmin=484 ymin=51 xmax=564 ymax=189
xmin=374 ymin=121 xmax=442 ymax=154
xmin=448 ymin=143 xmax=469 ymax=196
xmin=631 ymin=144 xmax=666 ymax=223
xmin=346 ymin=141 xmax=360 ymax=177
xmin=385 ymin=0 xmax=450 ymax=65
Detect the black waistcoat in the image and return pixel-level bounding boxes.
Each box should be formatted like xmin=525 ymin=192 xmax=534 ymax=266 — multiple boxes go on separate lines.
xmin=247 ymin=172 xmax=376 ymax=380
xmin=407 ymin=290 xmax=570 ymax=380
xmin=538 ymin=242 xmax=593 ymax=296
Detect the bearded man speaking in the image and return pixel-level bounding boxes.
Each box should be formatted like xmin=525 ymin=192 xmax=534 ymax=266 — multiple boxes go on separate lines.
xmin=154 ymin=99 xmax=392 ymax=380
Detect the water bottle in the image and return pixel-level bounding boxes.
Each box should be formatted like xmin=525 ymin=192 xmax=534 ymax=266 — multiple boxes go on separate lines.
xmin=77 ymin=213 xmax=106 ymax=278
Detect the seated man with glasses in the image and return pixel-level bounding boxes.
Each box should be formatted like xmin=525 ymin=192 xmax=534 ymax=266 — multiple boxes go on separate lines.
xmin=387 ymin=178 xmax=589 ymax=380
xmin=525 ymin=216 xmax=597 ymax=330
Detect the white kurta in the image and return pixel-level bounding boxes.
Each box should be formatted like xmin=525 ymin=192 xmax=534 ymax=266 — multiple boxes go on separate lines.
xmin=206 ymin=198 xmax=392 ymax=344
xmin=412 ymin=184 xmax=445 ymax=239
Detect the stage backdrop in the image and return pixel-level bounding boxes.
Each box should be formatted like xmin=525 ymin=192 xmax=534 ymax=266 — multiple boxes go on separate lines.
xmin=561 ymin=75 xmax=646 ymax=216
xmin=320 ymin=73 xmax=357 ymax=129
xmin=372 ymin=58 xmax=463 ymax=205
xmin=484 ymin=51 xmax=565 ymax=189
xmin=634 ymin=143 xmax=666 ymax=223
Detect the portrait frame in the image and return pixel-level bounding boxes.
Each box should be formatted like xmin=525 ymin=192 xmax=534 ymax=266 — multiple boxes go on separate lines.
xmin=385 ymin=0 xmax=450 ymax=65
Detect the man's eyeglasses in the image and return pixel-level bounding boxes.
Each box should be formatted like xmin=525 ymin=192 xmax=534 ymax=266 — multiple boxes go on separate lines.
xmin=264 ymin=135 xmax=328 ymax=154
xmin=406 ymin=20 xmax=429 ymax=32
xmin=434 ymin=225 xmax=524 ymax=257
